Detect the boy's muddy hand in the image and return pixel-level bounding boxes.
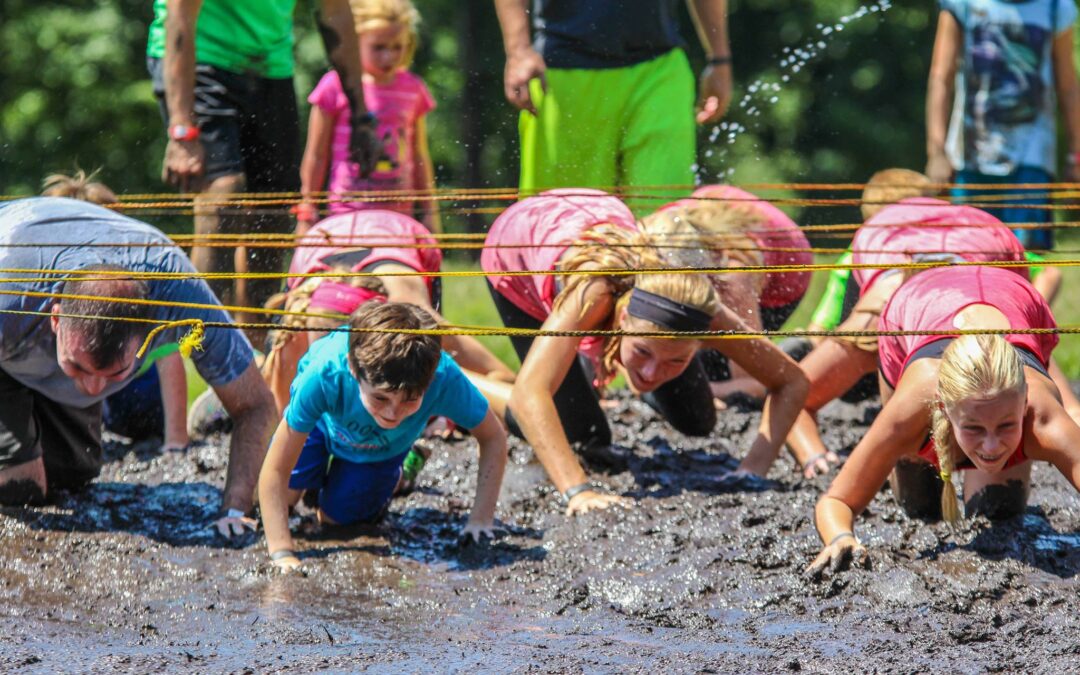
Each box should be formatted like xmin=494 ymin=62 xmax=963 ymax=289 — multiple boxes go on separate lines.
xmin=802 ymin=451 xmax=841 ymax=479
xmin=215 ymin=509 xmax=258 ymax=538
xmin=805 ymin=535 xmax=869 ymax=579
xmin=271 ymin=553 xmax=303 ymax=572
xmin=565 ymin=490 xmax=627 ymax=517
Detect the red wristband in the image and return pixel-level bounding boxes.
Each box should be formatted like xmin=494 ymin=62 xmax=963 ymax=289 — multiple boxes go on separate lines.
xmin=169 ymin=124 xmax=200 ymax=142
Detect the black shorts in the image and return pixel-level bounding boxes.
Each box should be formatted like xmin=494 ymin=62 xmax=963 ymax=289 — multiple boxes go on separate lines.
xmin=0 ymin=368 xmax=103 ymax=491
xmin=148 ymin=57 xmax=301 ymax=191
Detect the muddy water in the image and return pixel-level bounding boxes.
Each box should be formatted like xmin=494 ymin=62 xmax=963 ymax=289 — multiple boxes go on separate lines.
xmin=2 ymin=394 xmax=1078 ymax=672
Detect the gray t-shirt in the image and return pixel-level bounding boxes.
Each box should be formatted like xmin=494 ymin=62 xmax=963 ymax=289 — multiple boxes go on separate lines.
xmin=533 ymin=0 xmax=683 ymax=69
xmin=943 ymin=0 xmax=1078 ymax=176
xmin=0 ymin=197 xmax=253 ymax=408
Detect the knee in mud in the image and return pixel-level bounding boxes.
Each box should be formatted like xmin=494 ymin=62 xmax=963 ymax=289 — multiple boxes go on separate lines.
xmin=892 ymin=460 xmax=943 ymax=521
xmin=965 ymin=481 xmax=1028 ymax=520
xmin=0 ymin=478 xmax=47 ymax=506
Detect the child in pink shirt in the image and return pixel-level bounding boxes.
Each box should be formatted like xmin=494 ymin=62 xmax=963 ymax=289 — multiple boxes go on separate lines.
xmin=297 ymin=0 xmax=438 ymax=234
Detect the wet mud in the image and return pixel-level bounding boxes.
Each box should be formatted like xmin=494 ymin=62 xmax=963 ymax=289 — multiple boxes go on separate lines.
xmin=2 ymin=394 xmax=1079 ymax=672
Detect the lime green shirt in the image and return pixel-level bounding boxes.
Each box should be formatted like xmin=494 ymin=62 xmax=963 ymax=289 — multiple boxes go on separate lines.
xmin=147 ymin=0 xmax=297 ymax=79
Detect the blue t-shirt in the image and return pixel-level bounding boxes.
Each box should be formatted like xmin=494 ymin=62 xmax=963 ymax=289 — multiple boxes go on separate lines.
xmin=943 ymin=0 xmax=1078 ymax=176
xmin=0 ymin=197 xmax=254 ymax=407
xmin=284 ymin=330 xmax=489 ymax=464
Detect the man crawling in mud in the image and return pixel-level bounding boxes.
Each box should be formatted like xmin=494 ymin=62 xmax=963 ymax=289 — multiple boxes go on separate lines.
xmin=0 ymin=197 xmax=277 ymax=538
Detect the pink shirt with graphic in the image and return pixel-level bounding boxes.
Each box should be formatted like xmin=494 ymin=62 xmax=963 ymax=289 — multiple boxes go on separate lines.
xmin=878 ymin=266 xmax=1057 ymax=387
xmin=660 ymin=185 xmax=812 ymax=308
xmin=289 ymin=210 xmax=441 ymax=299
xmin=308 ymin=70 xmax=435 ymax=216
xmin=854 ymin=198 xmax=1027 ymax=293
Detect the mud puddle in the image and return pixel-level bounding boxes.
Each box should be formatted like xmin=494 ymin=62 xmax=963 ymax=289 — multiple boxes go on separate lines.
xmin=1 ymin=393 xmax=1078 ymax=672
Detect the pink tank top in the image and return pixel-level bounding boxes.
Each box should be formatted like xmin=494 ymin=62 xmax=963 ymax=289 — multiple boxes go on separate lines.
xmin=878 ymin=266 xmax=1058 ymax=386
xmin=661 ymin=185 xmax=811 ymax=308
xmin=854 ymin=198 xmax=1027 ymax=293
xmin=481 ymin=189 xmax=638 ymax=321
xmin=289 ymin=211 xmax=441 ymax=298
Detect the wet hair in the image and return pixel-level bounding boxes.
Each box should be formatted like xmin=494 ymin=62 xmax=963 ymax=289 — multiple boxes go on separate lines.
xmin=550 ymin=224 xmax=719 ymax=383
xmin=351 ymin=0 xmax=421 ymax=67
xmin=57 ymin=265 xmax=152 ymax=370
xmin=347 ymin=301 xmax=441 ymax=398
xmin=640 ymin=204 xmax=766 ymax=298
xmin=930 ymin=334 xmax=1026 ymax=525
xmin=41 ymin=169 xmax=117 ymax=206
xmin=861 ymin=169 xmax=936 ymax=221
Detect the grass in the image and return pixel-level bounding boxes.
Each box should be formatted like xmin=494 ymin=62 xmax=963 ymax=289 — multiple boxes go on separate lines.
xmin=183 ymin=241 xmax=1080 ymax=406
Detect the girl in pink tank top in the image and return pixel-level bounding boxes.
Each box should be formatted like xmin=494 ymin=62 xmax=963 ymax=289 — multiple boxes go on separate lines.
xmin=481 ymin=190 xmax=810 ymax=517
xmin=809 ymin=265 xmax=1080 ymax=578
xmin=263 ymin=210 xmax=512 ymax=414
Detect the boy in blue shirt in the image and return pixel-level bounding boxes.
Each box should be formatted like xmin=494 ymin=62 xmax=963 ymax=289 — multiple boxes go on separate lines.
xmin=258 ymin=302 xmax=507 ymax=570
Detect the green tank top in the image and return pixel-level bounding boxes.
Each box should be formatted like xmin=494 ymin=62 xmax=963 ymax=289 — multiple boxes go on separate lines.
xmin=147 ymin=0 xmax=297 ymax=79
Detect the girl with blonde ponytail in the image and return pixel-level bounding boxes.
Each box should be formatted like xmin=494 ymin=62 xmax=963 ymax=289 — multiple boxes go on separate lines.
xmin=482 ymin=189 xmax=809 ymax=518
xmin=809 ymin=266 xmax=1080 ymax=578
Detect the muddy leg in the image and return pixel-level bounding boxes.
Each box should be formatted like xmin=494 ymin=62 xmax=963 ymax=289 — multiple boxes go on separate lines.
xmin=889 ymin=459 xmax=944 ymax=521
xmin=0 ymin=458 xmax=47 ymax=505
xmin=192 ymin=173 xmax=247 ymax=306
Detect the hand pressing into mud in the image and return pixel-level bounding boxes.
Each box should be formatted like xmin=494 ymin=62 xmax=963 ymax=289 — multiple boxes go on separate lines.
xmin=270 ymin=550 xmax=304 ymax=574
xmin=215 ymin=508 xmax=258 ymax=539
xmin=460 ymin=520 xmax=502 ymax=546
xmin=805 ymin=533 xmax=869 ymax=579
xmin=801 ymin=451 xmax=841 ymax=479
xmin=565 ymin=490 xmax=628 ymax=517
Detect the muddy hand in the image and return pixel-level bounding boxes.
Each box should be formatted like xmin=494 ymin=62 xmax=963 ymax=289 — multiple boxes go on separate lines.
xmin=802 ymin=451 xmax=841 ymax=479
xmin=348 ymin=121 xmax=382 ymax=178
xmin=565 ymin=490 xmax=627 ymax=517
xmin=460 ymin=520 xmax=502 ymax=545
xmin=271 ymin=553 xmax=303 ymax=573
xmin=215 ymin=509 xmax=258 ymax=538
xmin=805 ymin=536 xmax=869 ymax=579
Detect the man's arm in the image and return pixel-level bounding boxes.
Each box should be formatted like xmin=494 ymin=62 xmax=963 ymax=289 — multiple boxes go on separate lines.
xmin=926 ymin=10 xmax=961 ymax=184
xmin=162 ymin=0 xmax=206 ymax=191
xmin=494 ymin=0 xmax=546 ymax=114
xmin=1051 ymin=27 xmax=1080 ymax=182
xmin=688 ymin=0 xmax=732 ymax=124
xmin=317 ymin=0 xmax=380 ymax=176
xmin=212 ymin=361 xmax=277 ymax=525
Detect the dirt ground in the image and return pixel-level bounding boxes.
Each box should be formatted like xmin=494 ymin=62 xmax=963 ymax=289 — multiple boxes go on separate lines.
xmin=2 ymin=392 xmax=1079 ymax=673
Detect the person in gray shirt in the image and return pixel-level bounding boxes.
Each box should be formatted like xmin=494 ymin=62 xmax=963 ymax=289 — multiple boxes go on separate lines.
xmin=0 ymin=197 xmax=276 ymax=538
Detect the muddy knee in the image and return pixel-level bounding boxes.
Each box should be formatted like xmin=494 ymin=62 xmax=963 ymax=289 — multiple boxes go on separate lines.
xmin=0 ymin=459 xmax=48 ymax=506
xmin=890 ymin=459 xmax=943 ymax=521
xmin=965 ymin=480 xmax=1029 ymax=520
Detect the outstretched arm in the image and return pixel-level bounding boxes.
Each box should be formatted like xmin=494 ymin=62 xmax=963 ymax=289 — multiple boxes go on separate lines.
xmin=1027 ymin=381 xmax=1080 ymax=491
xmin=703 ymin=305 xmax=808 ymax=476
xmin=258 ymin=418 xmax=309 ymax=569
xmin=808 ymin=366 xmax=932 ymax=576
xmin=162 ymin=0 xmax=206 ymax=191
xmin=212 ymin=362 xmax=278 ymax=530
xmin=297 ymin=106 xmax=336 ymax=233
xmin=156 ymin=352 xmax=190 ymax=451
xmin=461 ymin=409 xmax=508 ymax=541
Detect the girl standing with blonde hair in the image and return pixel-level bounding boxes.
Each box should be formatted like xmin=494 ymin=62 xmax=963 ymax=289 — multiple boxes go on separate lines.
xmin=297 ymin=0 xmax=439 ymax=233
xmin=482 ymin=189 xmax=808 ymax=516
xmin=808 ymin=266 xmax=1080 ymax=577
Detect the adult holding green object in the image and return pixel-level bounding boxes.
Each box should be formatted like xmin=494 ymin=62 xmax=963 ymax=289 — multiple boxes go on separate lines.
xmin=494 ymin=0 xmax=732 ymax=194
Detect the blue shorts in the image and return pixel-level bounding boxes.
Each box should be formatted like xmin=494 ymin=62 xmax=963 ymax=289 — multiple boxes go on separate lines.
xmin=287 ymin=425 xmax=407 ymax=525
xmin=953 ymin=167 xmax=1054 ymax=250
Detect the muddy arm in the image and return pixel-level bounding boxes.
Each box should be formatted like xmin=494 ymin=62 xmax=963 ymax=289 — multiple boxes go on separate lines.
xmin=463 ymin=409 xmax=508 ymax=533
xmin=258 ymin=419 xmax=309 ymax=561
xmin=703 ymin=306 xmax=809 ymax=476
xmin=213 ymin=362 xmax=277 ymax=514
xmin=1027 ymin=381 xmax=1080 ymax=492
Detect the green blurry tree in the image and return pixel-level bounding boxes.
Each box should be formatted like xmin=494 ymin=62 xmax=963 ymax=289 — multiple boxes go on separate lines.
xmin=1 ymin=0 xmax=939 ymax=234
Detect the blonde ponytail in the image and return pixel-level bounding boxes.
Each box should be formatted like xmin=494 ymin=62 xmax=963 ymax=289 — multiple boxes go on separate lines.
xmin=932 ymin=334 xmax=1026 ymax=525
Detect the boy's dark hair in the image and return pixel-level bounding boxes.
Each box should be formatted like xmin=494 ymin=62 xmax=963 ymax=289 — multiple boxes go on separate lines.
xmin=347 ymin=302 xmax=441 ymax=397
xmin=57 ymin=264 xmax=152 ymax=369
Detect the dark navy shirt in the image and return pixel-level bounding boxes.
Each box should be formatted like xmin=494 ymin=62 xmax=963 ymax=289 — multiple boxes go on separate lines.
xmin=533 ymin=0 xmax=684 ymax=69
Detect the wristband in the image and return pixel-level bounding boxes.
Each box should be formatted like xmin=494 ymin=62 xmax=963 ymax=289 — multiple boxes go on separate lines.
xmin=270 ymin=549 xmax=296 ymax=562
xmin=707 ymin=55 xmax=732 ymax=66
xmin=827 ymin=532 xmax=855 ymax=547
xmin=225 ymin=508 xmax=246 ymax=519
xmin=562 ymin=482 xmax=595 ymax=503
xmin=169 ymin=124 xmax=200 ymax=142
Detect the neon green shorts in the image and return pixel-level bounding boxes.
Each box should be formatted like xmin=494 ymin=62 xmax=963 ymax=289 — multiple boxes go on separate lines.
xmin=519 ymin=48 xmax=696 ymax=202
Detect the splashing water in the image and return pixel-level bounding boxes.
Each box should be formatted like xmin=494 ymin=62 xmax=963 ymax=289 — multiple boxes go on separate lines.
xmin=696 ymin=0 xmax=893 ymax=184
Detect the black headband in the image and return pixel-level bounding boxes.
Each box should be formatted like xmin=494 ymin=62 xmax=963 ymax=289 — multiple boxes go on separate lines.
xmin=626 ymin=287 xmax=713 ymax=333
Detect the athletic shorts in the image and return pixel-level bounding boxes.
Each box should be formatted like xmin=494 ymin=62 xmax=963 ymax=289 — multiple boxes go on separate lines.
xmin=0 ymin=367 xmax=103 ymax=492
xmin=148 ymin=57 xmax=301 ymax=191
xmin=104 ymin=364 xmax=164 ymax=441
xmin=287 ymin=424 xmax=407 ymax=525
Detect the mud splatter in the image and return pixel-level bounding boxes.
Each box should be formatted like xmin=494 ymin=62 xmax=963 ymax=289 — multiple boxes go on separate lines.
xmin=1 ymin=393 xmax=1077 ymax=671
